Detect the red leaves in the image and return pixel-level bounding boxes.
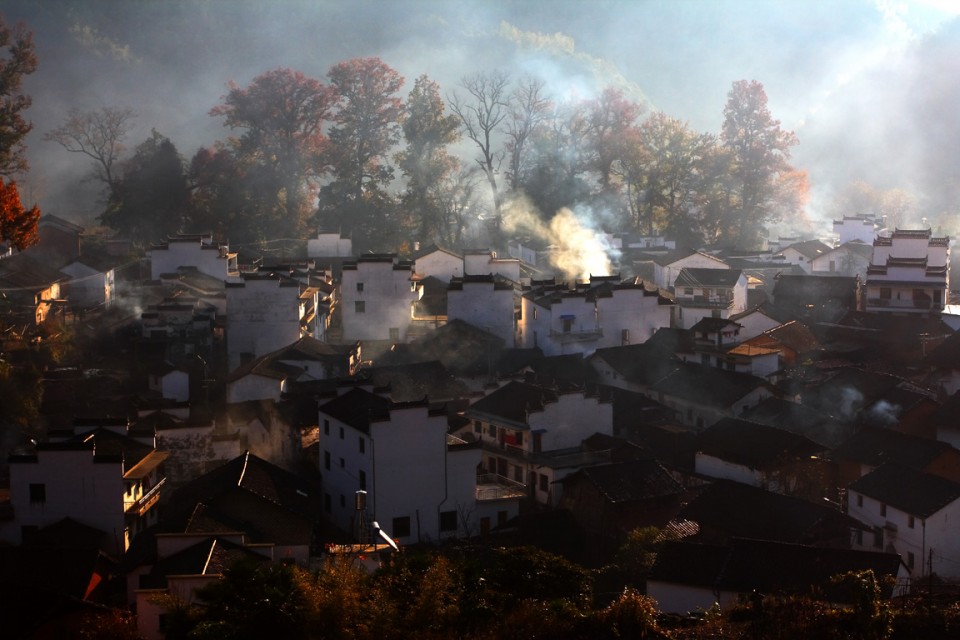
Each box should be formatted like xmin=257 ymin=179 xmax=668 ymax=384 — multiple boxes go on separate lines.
xmin=0 ymin=178 xmax=40 ymax=250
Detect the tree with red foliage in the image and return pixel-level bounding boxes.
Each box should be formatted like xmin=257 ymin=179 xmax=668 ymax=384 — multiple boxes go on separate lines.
xmin=0 ymin=178 xmax=39 ymax=250
xmin=318 ymin=57 xmax=405 ymax=249
xmin=720 ymin=79 xmax=806 ymax=248
xmin=211 ymin=68 xmax=334 ymax=238
xmin=0 ymin=16 xmax=38 ymax=177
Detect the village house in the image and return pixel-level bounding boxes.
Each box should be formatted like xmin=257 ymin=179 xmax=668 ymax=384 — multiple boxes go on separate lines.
xmin=0 ymin=420 xmax=168 ymax=555
xmin=829 ymin=426 xmax=960 ymax=488
xmin=149 ymin=233 xmax=239 ymax=282
xmin=517 ymin=275 xmax=672 ymax=356
xmin=318 ymin=386 xmax=517 ymax=544
xmin=587 ymin=342 xmax=681 ymax=394
xmin=728 ymin=305 xmax=783 ymax=341
xmin=413 ymin=243 xmax=464 ymax=282
xmin=0 ymin=252 xmax=67 ymax=325
xmin=677 ymin=479 xmax=858 ymax=548
xmin=672 ymin=268 xmax=747 ymax=329
xmin=458 ymin=380 xmax=617 ymax=507
xmin=464 ymin=248 xmax=521 ymax=282
xmin=226 ymin=336 xmax=360 ymax=403
xmin=864 ymin=228 xmax=950 ymax=315
xmin=306 ymin=229 xmax=352 ymax=259
xmin=775 ymin=238 xmax=832 ymax=274
xmin=771 ymin=274 xmax=861 ymax=325
xmin=847 ymin=462 xmax=960 ymax=579
xmin=337 ymin=253 xmax=423 ymax=347
xmin=631 ymin=248 xmax=730 ymax=290
xmin=648 ymin=363 xmax=774 ymax=429
xmin=834 ymin=214 xmax=880 ymax=245
xmin=810 ymin=241 xmax=874 ymax=280
xmin=225 ymin=271 xmax=317 ymax=370
xmin=446 ymin=274 xmax=517 ymax=346
xmin=692 ymin=418 xmax=829 ymax=499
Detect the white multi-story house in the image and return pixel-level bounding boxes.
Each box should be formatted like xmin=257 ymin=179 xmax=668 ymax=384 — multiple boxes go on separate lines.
xmin=414 ymin=244 xmax=464 ymax=283
xmin=834 ymin=214 xmax=879 ymax=245
xmin=319 ymin=387 xmax=521 ymax=544
xmin=847 ymin=462 xmax=960 ymax=579
xmin=225 ymin=272 xmax=315 ymax=370
xmin=673 ymin=268 xmax=748 ymax=329
xmin=0 ymin=422 xmax=168 ymax=555
xmin=776 ymin=239 xmax=832 ymax=275
xmin=150 ymin=233 xmax=238 ymax=281
xmin=864 ymin=228 xmax=950 ymax=315
xmin=518 ymin=275 xmax=673 ymax=356
xmin=634 ymin=249 xmax=729 ymax=290
xmin=307 ymin=229 xmax=352 ymax=258
xmin=464 ymin=248 xmax=521 ymax=283
xmin=459 ymin=380 xmax=615 ymax=506
xmin=338 ymin=254 xmax=423 ymax=344
xmin=446 ymin=274 xmax=517 ymax=346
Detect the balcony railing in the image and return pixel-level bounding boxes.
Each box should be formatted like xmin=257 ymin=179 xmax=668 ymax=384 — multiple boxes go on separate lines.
xmin=549 ymin=327 xmax=603 ymax=343
xmin=124 ymin=477 xmax=166 ymax=516
xmin=476 ymin=473 xmax=527 ymax=501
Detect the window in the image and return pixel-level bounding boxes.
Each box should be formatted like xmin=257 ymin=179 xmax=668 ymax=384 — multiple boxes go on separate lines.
xmin=340 ymin=494 xmax=346 ymax=508
xmin=880 ymin=503 xmax=887 ymax=517
xmin=908 ymin=515 xmax=915 ymax=529
xmin=29 ymin=483 xmax=45 ymax=504
xmin=389 ymin=327 xmax=400 ymax=342
xmin=908 ymin=552 xmax=915 ymax=569
xmin=440 ymin=510 xmax=458 ymax=532
xmin=324 ymin=493 xmax=331 ymax=513
xmin=488 ymin=424 xmax=496 ymax=437
xmin=359 ymin=470 xmax=366 ymax=490
xmin=392 ymin=516 xmax=411 ymax=538
xmin=339 ymin=457 xmax=345 ymax=468
xmin=359 ymin=437 xmax=365 ymax=454
xmin=339 ymin=427 xmax=344 ymax=440
xmin=879 ymin=287 xmax=891 ymax=300
xmin=497 ymin=510 xmax=508 ymax=527
xmin=324 ymin=451 xmax=331 ymax=470
xmin=323 ymin=420 xmax=330 ymax=435
xmin=355 ymin=301 xmax=365 ymax=313
xmin=356 ymin=282 xmax=364 ymax=292
xmin=829 ymin=260 xmax=836 ymax=272
xmin=474 ymin=420 xmax=482 ymax=433
xmin=539 ymin=474 xmax=549 ymax=492
xmin=684 ymin=287 xmax=694 ymax=295
xmin=856 ymin=494 xmax=863 ymax=507
xmin=561 ymin=317 xmax=573 ymax=333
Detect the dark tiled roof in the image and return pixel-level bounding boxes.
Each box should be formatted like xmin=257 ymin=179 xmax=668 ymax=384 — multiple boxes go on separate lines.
xmin=361 ymin=360 xmax=470 ymax=402
xmin=565 ymin=459 xmax=684 ymax=503
xmin=375 ymin=318 xmax=504 ymax=376
xmin=651 ymin=363 xmax=770 ymax=407
xmin=781 ymin=239 xmax=832 ymax=259
xmin=831 ymin=427 xmax=955 ymax=470
xmin=741 ymin=397 xmax=851 ymax=447
xmin=588 ymin=342 xmax=681 ymax=387
xmin=465 ymin=380 xmax=559 ymax=428
xmin=318 ymin=387 xmax=392 ymax=432
xmin=679 ymin=480 xmax=856 ymax=543
xmin=674 ymin=268 xmax=742 ymax=288
xmin=139 ymin=537 xmax=267 ymax=589
xmin=695 ymin=418 xmax=826 ymax=469
xmin=849 ymin=463 xmax=960 ymax=518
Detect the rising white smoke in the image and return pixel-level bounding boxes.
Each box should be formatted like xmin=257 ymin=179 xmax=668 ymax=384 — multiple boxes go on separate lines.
xmin=501 ymin=195 xmax=618 ymax=281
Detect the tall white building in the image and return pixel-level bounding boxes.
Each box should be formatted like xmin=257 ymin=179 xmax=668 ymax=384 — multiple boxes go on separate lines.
xmin=864 ymin=228 xmax=950 ymax=315
xmin=338 ymin=254 xmax=422 ymax=344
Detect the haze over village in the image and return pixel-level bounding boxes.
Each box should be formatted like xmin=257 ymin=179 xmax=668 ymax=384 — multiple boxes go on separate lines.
xmin=3 ymin=1 xmax=960 ymax=638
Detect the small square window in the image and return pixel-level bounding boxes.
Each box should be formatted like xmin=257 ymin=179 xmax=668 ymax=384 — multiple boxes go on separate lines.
xmin=908 ymin=515 xmax=915 ymax=529
xmin=339 ymin=427 xmax=344 ymax=440
xmin=392 ymin=516 xmax=411 ymax=538
xmin=339 ymin=457 xmax=345 ymax=468
xmin=356 ymin=282 xmax=364 ymax=292
xmin=340 ymin=494 xmax=346 ymax=508
xmin=359 ymin=437 xmax=365 ymax=453
xmin=880 ymin=503 xmax=887 ymax=517
xmin=440 ymin=510 xmax=458 ymax=532
xmin=324 ymin=420 xmax=330 ymax=435
xmin=29 ymin=483 xmax=45 ymax=504
xmin=324 ymin=451 xmax=331 ymax=470
xmin=355 ymin=301 xmax=366 ymax=313
xmin=856 ymin=494 xmax=863 ymax=507
xmin=359 ymin=470 xmax=366 ymax=490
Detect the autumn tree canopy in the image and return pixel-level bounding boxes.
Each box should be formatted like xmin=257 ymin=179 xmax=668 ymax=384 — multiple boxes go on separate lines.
xmin=0 ymin=178 xmax=39 ymax=250
xmin=211 ymin=67 xmax=334 ymax=239
xmin=720 ymin=79 xmax=805 ymax=248
xmin=0 ymin=16 xmax=38 ymax=177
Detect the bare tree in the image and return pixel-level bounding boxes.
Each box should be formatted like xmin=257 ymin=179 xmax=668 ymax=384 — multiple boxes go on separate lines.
xmin=505 ymin=76 xmax=551 ymax=193
xmin=45 ymin=106 xmax=136 ymax=193
xmin=448 ymin=71 xmax=510 ymax=233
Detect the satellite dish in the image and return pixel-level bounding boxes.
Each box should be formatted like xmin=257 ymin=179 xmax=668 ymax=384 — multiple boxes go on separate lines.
xmin=371 ymin=521 xmax=399 ymax=551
